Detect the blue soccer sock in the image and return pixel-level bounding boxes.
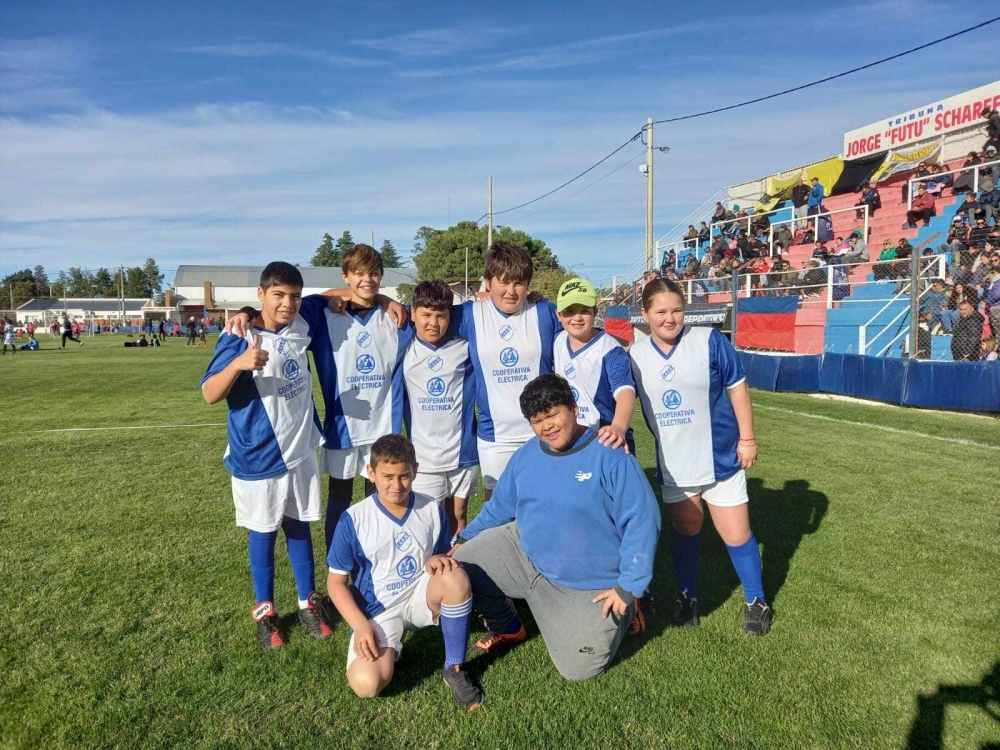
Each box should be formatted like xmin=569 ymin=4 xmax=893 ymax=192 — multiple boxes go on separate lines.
xmin=282 ymin=517 xmax=315 ymax=603
xmin=670 ymin=526 xmax=701 ymax=599
xmin=248 ymin=530 xmax=278 ymax=603
xmin=725 ymin=533 xmax=766 ymax=604
xmin=324 ymin=500 xmax=351 ymax=553
xmin=439 ymin=597 xmax=473 ymax=670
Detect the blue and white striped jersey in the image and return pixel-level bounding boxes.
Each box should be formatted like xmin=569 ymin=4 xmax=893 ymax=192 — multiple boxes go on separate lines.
xmin=299 ymin=296 xmax=415 ymax=450
xmin=453 ymin=299 xmax=560 ymax=444
xmin=402 ymin=335 xmax=478 ymax=472
xmin=630 ymin=326 xmax=746 ymax=487
xmin=553 ymin=329 xmax=635 ymax=431
xmin=327 ymin=491 xmax=450 ymax=618
xmin=202 ymin=315 xmax=323 ymax=481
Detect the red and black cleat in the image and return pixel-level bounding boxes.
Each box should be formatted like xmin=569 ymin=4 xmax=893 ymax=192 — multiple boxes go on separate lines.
xmin=252 ymin=601 xmax=285 ymax=649
xmin=299 ymin=591 xmax=335 ymax=639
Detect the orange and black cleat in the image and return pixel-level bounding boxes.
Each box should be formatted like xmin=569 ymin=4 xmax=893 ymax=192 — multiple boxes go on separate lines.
xmin=252 ymin=601 xmax=286 ymax=649
xmin=470 ymin=621 xmax=527 ymax=657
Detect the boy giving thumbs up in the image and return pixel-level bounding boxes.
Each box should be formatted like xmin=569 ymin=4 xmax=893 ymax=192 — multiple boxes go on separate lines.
xmin=201 ymin=262 xmax=334 ymax=648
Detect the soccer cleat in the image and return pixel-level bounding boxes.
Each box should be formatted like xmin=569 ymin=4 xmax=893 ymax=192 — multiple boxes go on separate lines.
xmin=252 ymin=601 xmax=285 ymax=649
xmin=442 ymin=665 xmax=483 ymax=711
xmin=470 ymin=622 xmax=527 ymax=657
xmin=298 ymin=591 xmax=335 ymax=639
xmin=627 ymin=598 xmax=646 ymax=635
xmin=743 ymin=598 xmax=772 ymax=635
xmin=673 ymin=593 xmax=700 ymax=628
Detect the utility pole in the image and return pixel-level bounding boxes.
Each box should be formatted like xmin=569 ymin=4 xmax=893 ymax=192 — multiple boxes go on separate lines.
xmin=487 ymin=176 xmax=494 ymax=251
xmin=119 ymin=265 xmax=125 ymax=323
xmin=464 ymin=247 xmax=469 ymax=300
xmin=371 ymin=230 xmax=375 ymax=248
xmin=645 ymin=117 xmax=654 ymax=272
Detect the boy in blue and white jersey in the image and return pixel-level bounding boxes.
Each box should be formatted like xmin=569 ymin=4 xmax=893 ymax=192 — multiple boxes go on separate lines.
xmin=299 ymin=245 xmax=414 ymax=551
xmin=453 ymin=374 xmax=660 ymax=681
xmin=448 ymin=242 xmax=560 ymax=497
xmin=202 ymin=262 xmax=334 ymax=649
xmin=552 ymin=277 xmax=636 ymax=453
xmin=226 ymin=246 xmax=411 ymax=553
xmin=326 ymin=434 xmax=484 ymax=711
xmin=402 ymin=280 xmax=478 ymax=540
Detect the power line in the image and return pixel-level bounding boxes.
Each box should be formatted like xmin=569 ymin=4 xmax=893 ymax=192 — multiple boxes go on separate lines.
xmin=652 ymin=17 xmax=1000 ymax=125
xmin=475 ymin=130 xmax=643 ymax=223
xmin=505 ymin=153 xmax=645 ymax=223
xmin=479 ymin=17 xmax=999 ymax=224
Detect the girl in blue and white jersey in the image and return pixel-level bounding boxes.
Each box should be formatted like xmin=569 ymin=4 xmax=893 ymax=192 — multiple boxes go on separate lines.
xmin=630 ymin=278 xmax=770 ymax=635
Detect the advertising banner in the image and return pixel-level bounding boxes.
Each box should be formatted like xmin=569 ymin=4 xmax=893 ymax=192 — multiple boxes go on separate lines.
xmin=843 ymin=80 xmax=1000 ymax=157
xmin=870 ymin=141 xmax=942 ymax=184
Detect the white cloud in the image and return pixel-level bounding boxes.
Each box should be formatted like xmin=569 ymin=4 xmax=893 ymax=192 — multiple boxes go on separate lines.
xmin=174 ymin=42 xmax=385 ymax=69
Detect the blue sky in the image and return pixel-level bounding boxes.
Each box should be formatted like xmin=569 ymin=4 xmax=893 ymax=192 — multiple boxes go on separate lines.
xmin=1 ymin=0 xmax=996 ymax=286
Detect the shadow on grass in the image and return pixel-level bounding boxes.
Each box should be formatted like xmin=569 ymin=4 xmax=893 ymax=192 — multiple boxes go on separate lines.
xmin=378 ymin=610 xmax=542 ymax=698
xmin=632 ymin=472 xmax=827 ymax=626
xmin=906 ymin=661 xmax=1000 ymax=750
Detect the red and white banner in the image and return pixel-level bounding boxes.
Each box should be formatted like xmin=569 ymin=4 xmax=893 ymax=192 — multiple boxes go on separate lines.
xmin=843 ymin=80 xmax=1000 ymax=157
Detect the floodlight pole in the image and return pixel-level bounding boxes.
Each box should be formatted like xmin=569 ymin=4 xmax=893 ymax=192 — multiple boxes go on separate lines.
xmin=645 ymin=117 xmax=654 ymax=272
xmin=487 ymin=176 xmax=494 ymax=250
xmin=907 ymin=254 xmax=920 ymax=359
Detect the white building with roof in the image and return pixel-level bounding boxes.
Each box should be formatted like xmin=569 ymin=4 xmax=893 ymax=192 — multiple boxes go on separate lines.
xmin=15 ymin=298 xmax=156 ymax=326
xmin=170 ymin=264 xmax=418 ymax=317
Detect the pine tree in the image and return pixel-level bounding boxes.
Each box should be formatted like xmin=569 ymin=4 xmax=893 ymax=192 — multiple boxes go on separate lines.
xmin=311 ymin=233 xmax=340 ymax=266
xmin=379 ymin=239 xmax=404 ymax=267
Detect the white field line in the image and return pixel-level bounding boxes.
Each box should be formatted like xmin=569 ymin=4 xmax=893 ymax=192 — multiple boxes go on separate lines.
xmin=756 ymin=405 xmax=1000 ymax=452
xmin=32 ymin=423 xmax=225 ymax=434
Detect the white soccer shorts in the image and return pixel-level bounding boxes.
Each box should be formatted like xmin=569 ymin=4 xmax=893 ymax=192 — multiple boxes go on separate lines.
xmin=320 ymin=444 xmax=373 ymax=480
xmin=477 ymin=439 xmax=525 ymax=490
xmin=411 ymin=466 xmax=480 ymax=503
xmin=230 ymin=453 xmax=322 ymax=533
xmin=344 ymin=572 xmax=436 ymax=671
xmin=660 ymin=469 xmax=748 ymax=507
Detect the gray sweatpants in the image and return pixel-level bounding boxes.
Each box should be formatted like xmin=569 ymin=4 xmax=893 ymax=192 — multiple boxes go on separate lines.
xmin=454 ymin=522 xmax=632 ymax=681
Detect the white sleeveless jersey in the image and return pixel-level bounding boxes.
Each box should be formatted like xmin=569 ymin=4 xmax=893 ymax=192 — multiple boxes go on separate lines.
xmin=402 ymin=335 xmax=478 ymax=472
xmin=327 ymin=491 xmax=450 ymax=618
xmin=202 ymin=314 xmax=323 ymax=480
xmin=306 ymin=303 xmax=414 ymax=450
xmin=553 ymin=329 xmax=635 ymax=430
xmin=630 ymin=326 xmax=746 ymax=487
xmin=458 ymin=299 xmax=559 ymax=444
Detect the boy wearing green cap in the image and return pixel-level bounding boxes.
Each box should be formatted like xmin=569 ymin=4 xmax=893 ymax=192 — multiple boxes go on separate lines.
xmin=553 ymin=278 xmax=636 ymax=453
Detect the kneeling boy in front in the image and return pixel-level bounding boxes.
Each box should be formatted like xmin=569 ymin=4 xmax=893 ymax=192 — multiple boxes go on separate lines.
xmin=326 ymin=434 xmax=483 ymax=710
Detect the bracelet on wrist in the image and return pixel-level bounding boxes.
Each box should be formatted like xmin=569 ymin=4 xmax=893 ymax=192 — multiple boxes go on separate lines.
xmin=739 ymin=437 xmax=757 ymax=443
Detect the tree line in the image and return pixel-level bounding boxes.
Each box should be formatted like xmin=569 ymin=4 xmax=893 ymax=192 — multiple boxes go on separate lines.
xmin=1 ymin=260 xmax=164 ymax=310
xmin=310 ymin=223 xmax=572 ymax=299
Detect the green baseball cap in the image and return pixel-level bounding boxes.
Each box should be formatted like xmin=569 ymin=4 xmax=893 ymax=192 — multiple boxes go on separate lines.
xmin=557 ymin=277 xmax=597 ymax=312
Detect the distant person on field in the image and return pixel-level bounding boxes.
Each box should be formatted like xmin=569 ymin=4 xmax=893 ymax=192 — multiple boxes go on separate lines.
xmin=158 ymin=319 xmax=165 ymax=342
xmin=185 ymin=316 xmax=197 ymax=346
xmin=201 ymin=261 xmax=335 ymax=649
xmin=326 ymin=434 xmax=484 ymax=710
xmin=61 ymin=315 xmax=83 ymax=348
xmin=452 ymin=374 xmax=660 ymax=681
xmin=2 ymin=320 xmax=16 ymax=355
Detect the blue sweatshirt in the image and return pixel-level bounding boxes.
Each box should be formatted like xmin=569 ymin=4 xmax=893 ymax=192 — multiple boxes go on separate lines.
xmin=459 ymin=429 xmax=660 ymax=601
xmin=807 ymin=183 xmax=825 ymax=207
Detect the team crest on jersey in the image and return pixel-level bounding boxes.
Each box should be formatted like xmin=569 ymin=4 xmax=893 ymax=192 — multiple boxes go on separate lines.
xmin=662 ymin=389 xmax=683 ymax=409
xmin=396 ymin=556 xmax=418 ymax=580
xmin=357 ymin=331 xmax=372 ymax=348
xmin=427 ymin=377 xmax=446 ymax=397
xmin=499 ymin=347 xmax=519 ymax=367
xmin=356 ymin=354 xmax=376 ymax=374
xmin=394 ymin=531 xmax=411 ymax=550
xmin=563 ymin=363 xmax=577 ymax=379
xmin=660 ymin=364 xmax=676 ymax=382
xmin=428 ymin=356 xmax=443 ymax=372
xmin=274 ymin=338 xmax=289 ymax=355
xmin=499 ymin=324 xmax=513 ymax=341
xmin=570 ymin=386 xmax=580 ymax=401
xmin=282 ymin=360 xmax=300 ymax=380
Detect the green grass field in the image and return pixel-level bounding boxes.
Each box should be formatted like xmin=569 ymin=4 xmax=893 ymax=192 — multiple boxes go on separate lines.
xmin=1 ymin=335 xmax=998 ymax=749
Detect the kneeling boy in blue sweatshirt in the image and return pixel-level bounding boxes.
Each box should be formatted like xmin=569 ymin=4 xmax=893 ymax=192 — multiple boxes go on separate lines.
xmin=452 ymin=373 xmax=660 ymax=681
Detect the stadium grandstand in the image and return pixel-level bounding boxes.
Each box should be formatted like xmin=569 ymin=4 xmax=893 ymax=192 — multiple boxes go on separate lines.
xmin=604 ymin=79 xmax=1000 ymax=412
